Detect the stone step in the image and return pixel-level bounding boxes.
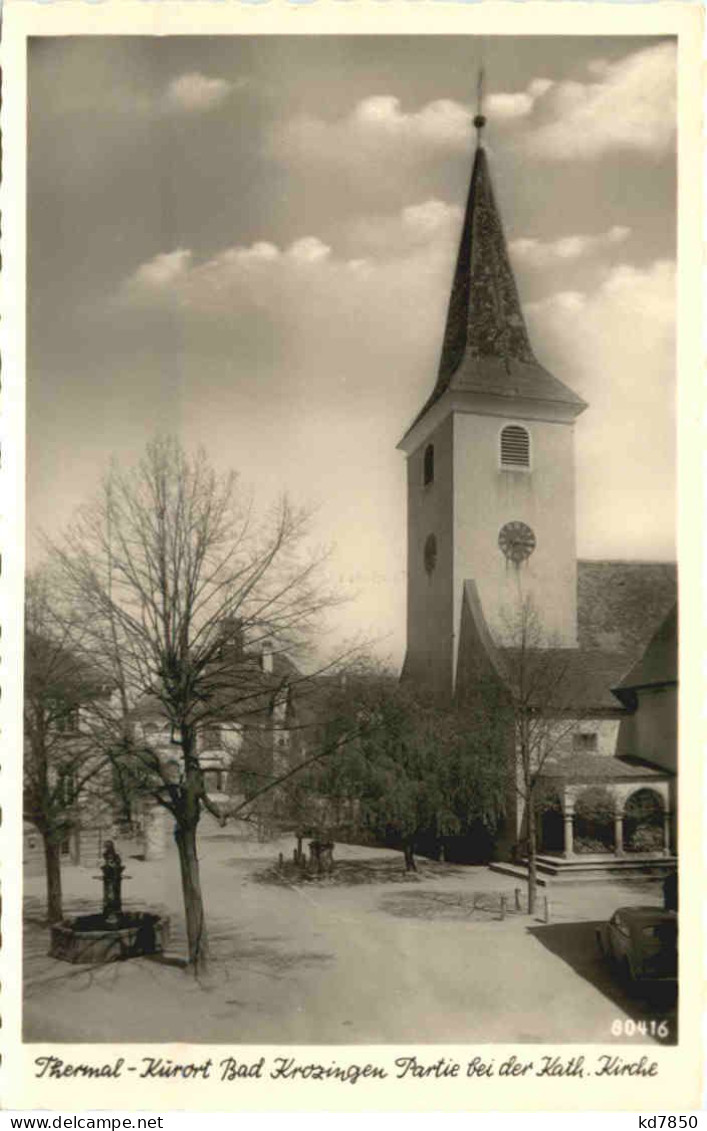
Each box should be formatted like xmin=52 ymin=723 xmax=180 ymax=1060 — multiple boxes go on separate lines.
xmin=534 ymin=854 xmax=676 ymax=878
xmin=489 ymin=857 xmax=676 ymax=885
xmin=535 ymin=853 xmax=676 ymax=868
xmin=488 ymin=863 xmax=550 ymax=886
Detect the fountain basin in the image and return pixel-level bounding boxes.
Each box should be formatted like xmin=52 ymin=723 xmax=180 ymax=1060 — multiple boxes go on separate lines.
xmin=49 ymin=911 xmax=170 ymax=964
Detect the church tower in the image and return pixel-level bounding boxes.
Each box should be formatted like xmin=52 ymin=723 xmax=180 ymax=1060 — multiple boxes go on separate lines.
xmin=398 ymin=111 xmax=587 ymax=695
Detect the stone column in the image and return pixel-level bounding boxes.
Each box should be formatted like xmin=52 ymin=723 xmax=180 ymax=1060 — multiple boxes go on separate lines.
xmin=563 ymin=809 xmax=574 ymax=857
xmin=662 ymin=811 xmax=672 ymax=856
xmin=614 ymin=812 xmax=624 ymax=855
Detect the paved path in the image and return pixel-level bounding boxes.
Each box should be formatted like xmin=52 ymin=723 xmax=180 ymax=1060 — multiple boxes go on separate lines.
xmin=23 ymin=832 xmax=676 ymax=1045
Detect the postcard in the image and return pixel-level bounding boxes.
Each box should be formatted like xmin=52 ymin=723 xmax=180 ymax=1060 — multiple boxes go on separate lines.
xmin=1 ymin=0 xmax=703 ymax=1113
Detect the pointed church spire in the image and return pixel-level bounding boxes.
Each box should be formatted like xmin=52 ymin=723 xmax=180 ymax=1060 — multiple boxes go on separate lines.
xmin=403 ymin=86 xmax=586 ymax=440
xmin=436 ymin=137 xmax=538 ymax=383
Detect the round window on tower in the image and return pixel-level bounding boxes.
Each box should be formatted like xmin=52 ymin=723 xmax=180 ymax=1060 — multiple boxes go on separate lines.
xmin=498 ymin=521 xmax=536 ymax=564
xmin=424 ymin=533 xmax=437 ymax=574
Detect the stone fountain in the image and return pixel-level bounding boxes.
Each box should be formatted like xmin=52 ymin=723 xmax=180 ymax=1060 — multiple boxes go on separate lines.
xmin=49 ymin=840 xmax=170 ymax=964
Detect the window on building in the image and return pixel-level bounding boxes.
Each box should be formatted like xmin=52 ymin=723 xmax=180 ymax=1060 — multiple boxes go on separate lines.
xmin=424 ymin=533 xmax=437 ymax=574
xmin=201 ymin=726 xmax=221 ymax=751
xmin=56 ymin=705 xmax=80 ymax=733
xmin=573 ymin=732 xmax=598 ymax=753
xmin=204 ymin=769 xmax=223 ymax=792
xmin=500 ymin=424 xmax=530 ymax=469
xmin=423 ymin=444 xmax=434 ymax=486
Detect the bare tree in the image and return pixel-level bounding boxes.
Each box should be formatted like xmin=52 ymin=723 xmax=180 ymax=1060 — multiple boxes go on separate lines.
xmin=498 ymin=597 xmax=581 ymax=915
xmin=48 ymin=435 xmax=345 ymax=974
xmin=23 ymin=573 xmax=110 ymax=923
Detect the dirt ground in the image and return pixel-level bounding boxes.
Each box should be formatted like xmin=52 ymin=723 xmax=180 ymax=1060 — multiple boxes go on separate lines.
xmin=23 ymin=825 xmax=677 ymax=1045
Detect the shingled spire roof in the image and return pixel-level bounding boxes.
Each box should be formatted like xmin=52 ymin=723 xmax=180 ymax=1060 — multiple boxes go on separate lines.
xmin=405 ymin=134 xmax=586 ymax=436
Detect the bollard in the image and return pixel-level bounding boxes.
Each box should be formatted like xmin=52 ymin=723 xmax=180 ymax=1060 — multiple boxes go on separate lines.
xmin=500 ymin=895 xmax=506 ymax=921
xmin=543 ymin=895 xmax=550 ymax=923
xmin=278 ymin=852 xmax=284 ymax=868
xmin=514 ymin=887 xmax=521 ymax=911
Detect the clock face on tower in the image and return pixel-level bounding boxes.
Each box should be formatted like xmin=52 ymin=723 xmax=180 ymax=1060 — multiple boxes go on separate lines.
xmin=498 ymin=521 xmax=536 ymax=563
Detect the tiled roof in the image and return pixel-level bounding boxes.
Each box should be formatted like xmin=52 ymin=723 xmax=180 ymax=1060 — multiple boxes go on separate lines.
xmin=613 ymin=603 xmax=677 ymax=705
xmin=499 ymin=646 xmax=635 ymax=712
xmin=577 ymin=561 xmax=677 ymax=656
xmin=456 ymin=582 xmax=644 ymax=712
xmin=128 ymin=647 xmax=301 ymax=725
xmin=406 ymin=145 xmax=585 ymax=436
xmin=540 ymin=753 xmax=671 ymax=783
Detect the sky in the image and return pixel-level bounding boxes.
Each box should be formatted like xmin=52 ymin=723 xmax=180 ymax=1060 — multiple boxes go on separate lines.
xmin=27 ymin=35 xmax=677 ymax=669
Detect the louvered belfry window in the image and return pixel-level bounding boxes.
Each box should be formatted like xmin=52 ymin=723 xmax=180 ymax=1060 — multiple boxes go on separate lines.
xmin=500 ymin=424 xmax=530 ymax=469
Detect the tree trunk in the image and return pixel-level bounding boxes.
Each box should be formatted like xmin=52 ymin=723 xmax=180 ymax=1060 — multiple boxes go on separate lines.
xmin=174 ymin=823 xmax=209 ymax=975
xmin=403 ymin=842 xmax=417 ymax=873
xmin=527 ymin=793 xmax=538 ymax=916
xmin=43 ymin=834 xmax=63 ymax=924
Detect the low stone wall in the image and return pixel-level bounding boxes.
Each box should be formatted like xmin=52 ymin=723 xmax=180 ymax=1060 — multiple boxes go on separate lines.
xmin=49 ymin=912 xmax=170 ymax=964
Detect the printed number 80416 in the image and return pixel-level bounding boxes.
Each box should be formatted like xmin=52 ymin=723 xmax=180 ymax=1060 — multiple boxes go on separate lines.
xmin=611 ymin=1019 xmax=669 ymax=1038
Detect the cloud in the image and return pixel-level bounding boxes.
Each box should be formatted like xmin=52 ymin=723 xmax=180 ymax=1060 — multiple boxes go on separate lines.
xmin=510 ymin=225 xmax=630 ymax=269
xmin=114 ymin=201 xmax=465 ymax=406
xmin=526 ymin=42 xmax=676 ymax=160
xmin=352 ymin=96 xmax=472 ymax=146
xmin=130 ymin=248 xmax=192 ymax=288
xmin=527 ymin=257 xmax=674 ymax=331
xmin=345 ymin=199 xmax=461 ymax=259
xmin=119 ymin=198 xmax=463 ymax=316
xmin=485 ymin=77 xmax=554 ymax=120
xmin=525 ymin=258 xmax=675 ymax=557
xmin=164 ymin=72 xmax=233 ymax=113
xmin=267 ymin=97 xmax=472 ymax=185
xmin=268 ymin=80 xmax=556 ymax=179
xmin=287 ymin=236 xmax=331 ymax=264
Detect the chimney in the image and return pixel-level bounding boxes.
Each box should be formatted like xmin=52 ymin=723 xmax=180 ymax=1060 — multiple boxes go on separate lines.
xmin=261 ymin=640 xmax=274 ymax=675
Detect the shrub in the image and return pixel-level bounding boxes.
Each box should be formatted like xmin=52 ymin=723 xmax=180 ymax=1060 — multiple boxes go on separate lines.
xmin=627 ymin=824 xmax=663 ymax=853
xmin=574 ymin=835 xmax=613 ymax=855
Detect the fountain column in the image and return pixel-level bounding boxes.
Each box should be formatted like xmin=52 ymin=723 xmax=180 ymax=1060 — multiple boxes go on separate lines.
xmin=101 ymin=841 xmax=125 ymax=927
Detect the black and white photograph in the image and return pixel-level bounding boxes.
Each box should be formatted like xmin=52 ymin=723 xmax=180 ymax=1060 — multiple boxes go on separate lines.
xmin=4 ymin=5 xmax=703 ymax=1113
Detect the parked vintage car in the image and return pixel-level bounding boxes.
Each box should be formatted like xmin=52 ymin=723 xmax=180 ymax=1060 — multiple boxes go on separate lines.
xmin=596 ymin=906 xmax=677 ymax=984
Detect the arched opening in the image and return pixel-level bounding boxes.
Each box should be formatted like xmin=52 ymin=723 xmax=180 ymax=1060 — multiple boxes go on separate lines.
xmin=500 ymin=424 xmax=530 ymax=469
xmin=574 ymin=786 xmax=615 ymax=854
xmin=535 ymin=788 xmax=564 ymax=854
xmin=423 ymin=443 xmax=434 ymax=486
xmin=624 ymin=788 xmax=664 ymax=853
